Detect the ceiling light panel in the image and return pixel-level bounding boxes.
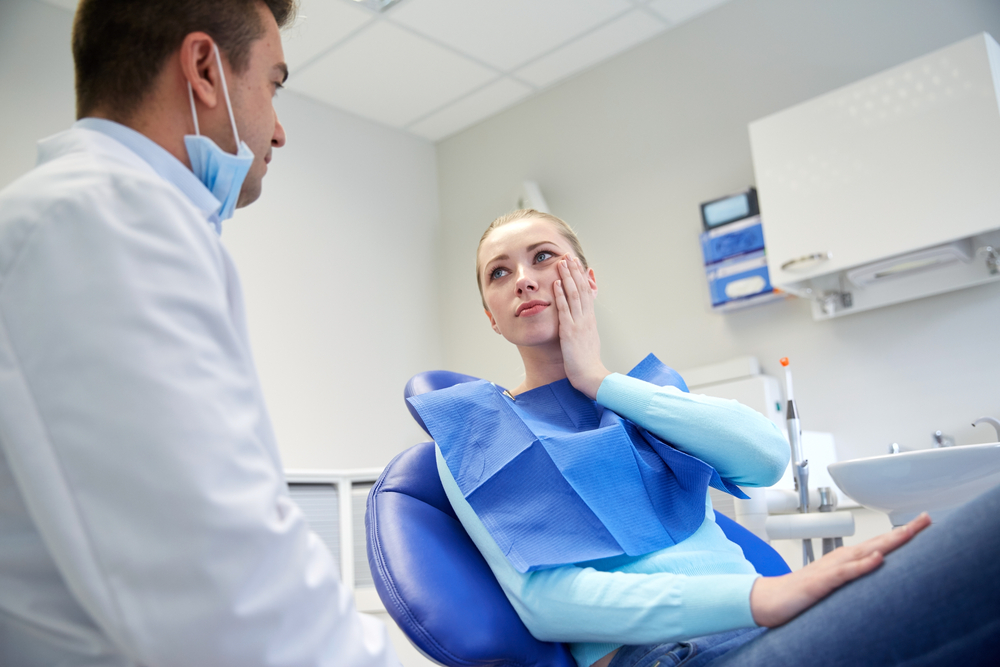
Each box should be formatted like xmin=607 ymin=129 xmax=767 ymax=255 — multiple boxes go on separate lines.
xmin=283 ymin=0 xmax=374 ymax=73
xmin=286 ymin=21 xmax=496 ymax=128
xmin=647 ymin=0 xmax=732 ymax=26
xmin=515 ymin=10 xmax=667 ymax=89
xmin=388 ymin=0 xmax=635 ymax=71
xmin=407 ymin=77 xmax=533 ymax=141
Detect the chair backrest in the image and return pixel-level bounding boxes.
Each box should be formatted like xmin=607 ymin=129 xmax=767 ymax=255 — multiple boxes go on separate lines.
xmin=713 ymin=510 xmax=790 ymax=577
xmin=366 ymin=370 xmax=789 ymax=666
xmin=367 ymin=441 xmax=576 ymax=667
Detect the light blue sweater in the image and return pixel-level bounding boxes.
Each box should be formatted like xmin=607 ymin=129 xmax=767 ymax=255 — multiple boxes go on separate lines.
xmin=435 ymin=373 xmax=789 ymax=667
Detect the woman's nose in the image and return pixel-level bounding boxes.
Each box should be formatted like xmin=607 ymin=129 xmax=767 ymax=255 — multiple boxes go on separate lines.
xmin=515 ymin=269 xmax=537 ymax=294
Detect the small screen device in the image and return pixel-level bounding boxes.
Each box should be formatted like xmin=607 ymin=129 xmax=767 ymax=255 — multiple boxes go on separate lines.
xmin=701 ymin=188 xmax=759 ymax=231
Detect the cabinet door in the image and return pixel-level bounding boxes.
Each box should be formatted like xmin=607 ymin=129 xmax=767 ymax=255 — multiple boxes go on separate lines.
xmin=749 ymin=34 xmax=1000 ymax=289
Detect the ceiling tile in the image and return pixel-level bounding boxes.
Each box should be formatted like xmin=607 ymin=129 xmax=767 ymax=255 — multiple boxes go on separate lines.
xmin=388 ymin=0 xmax=635 ymax=71
xmin=514 ymin=10 xmax=667 ymax=89
xmin=283 ymin=0 xmax=375 ymax=73
xmin=35 ymin=0 xmax=77 ymax=11
xmin=286 ymin=21 xmax=496 ymax=128
xmin=647 ymin=0 xmax=732 ymax=26
xmin=407 ymin=77 xmax=533 ymax=141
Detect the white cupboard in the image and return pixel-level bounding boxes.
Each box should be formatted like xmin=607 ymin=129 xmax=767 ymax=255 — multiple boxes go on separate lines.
xmin=749 ymin=33 xmax=1000 ymax=319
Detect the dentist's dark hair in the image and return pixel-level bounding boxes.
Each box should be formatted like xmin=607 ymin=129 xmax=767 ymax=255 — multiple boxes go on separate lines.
xmin=72 ymin=0 xmax=297 ymax=120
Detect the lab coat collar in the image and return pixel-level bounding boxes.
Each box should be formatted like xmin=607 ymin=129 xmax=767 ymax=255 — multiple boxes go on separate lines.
xmin=41 ymin=119 xmax=224 ymax=234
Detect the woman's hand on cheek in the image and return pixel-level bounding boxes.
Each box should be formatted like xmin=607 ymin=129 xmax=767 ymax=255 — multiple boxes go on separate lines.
xmin=554 ymin=256 xmax=610 ymax=400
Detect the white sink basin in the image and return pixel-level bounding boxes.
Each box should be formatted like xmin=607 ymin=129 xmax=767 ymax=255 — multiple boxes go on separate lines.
xmin=828 ymin=443 xmax=1000 ymax=526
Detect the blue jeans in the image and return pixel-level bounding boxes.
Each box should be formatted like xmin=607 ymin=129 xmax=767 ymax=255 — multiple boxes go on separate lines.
xmin=607 ymin=628 xmax=766 ymax=667
xmin=609 ymin=482 xmax=1000 ymax=667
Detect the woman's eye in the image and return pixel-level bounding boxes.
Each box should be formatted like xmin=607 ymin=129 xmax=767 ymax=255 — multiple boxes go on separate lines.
xmin=490 ymin=267 xmax=508 ymax=281
xmin=535 ymin=251 xmax=554 ymax=263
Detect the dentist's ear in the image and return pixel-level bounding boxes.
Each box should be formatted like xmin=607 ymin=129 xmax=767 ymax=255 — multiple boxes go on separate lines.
xmin=484 ymin=309 xmax=502 ymax=335
xmin=180 ymin=32 xmax=223 ymax=110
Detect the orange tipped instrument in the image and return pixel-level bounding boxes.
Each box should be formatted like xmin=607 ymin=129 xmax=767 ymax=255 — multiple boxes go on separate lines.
xmin=781 ymin=357 xmax=814 ymax=565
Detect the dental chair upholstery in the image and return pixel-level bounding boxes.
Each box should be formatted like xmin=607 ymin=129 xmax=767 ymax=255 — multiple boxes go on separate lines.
xmin=366 ymin=371 xmax=790 ymax=667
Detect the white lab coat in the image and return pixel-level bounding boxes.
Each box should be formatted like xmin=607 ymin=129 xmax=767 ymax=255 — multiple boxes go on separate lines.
xmin=0 ymin=127 xmax=399 ymax=667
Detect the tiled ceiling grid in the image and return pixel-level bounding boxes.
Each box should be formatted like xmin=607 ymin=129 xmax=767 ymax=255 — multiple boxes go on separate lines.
xmin=36 ymin=0 xmax=732 ymax=141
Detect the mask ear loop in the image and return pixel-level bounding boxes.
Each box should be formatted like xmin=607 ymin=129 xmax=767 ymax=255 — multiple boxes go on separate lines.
xmin=187 ymin=82 xmax=201 ymax=136
xmin=211 ymin=43 xmax=242 ymax=148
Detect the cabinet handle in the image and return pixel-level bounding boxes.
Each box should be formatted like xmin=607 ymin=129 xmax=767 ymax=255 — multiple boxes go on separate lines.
xmin=781 ymin=252 xmax=833 ymax=271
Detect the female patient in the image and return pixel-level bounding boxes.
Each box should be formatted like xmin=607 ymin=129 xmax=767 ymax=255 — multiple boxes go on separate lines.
xmin=410 ymin=209 xmax=1000 ymax=667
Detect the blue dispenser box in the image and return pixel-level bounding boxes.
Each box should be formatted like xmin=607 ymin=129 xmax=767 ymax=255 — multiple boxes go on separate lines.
xmin=698 ymin=210 xmax=785 ymax=312
xmin=699 ymin=215 xmax=765 ymax=265
xmin=705 ymin=249 xmax=784 ymax=309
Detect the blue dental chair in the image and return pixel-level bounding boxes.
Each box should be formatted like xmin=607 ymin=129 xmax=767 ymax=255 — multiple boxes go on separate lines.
xmin=366 ymin=371 xmax=790 ymax=667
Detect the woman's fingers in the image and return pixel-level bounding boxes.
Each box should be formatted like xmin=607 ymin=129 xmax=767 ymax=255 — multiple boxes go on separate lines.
xmin=824 ymin=550 xmax=883 ymax=590
xmin=556 ymin=256 xmax=595 ymax=323
xmin=567 ymin=257 xmax=592 ymax=301
xmin=833 ymin=513 xmax=930 ymax=563
xmin=751 ymin=551 xmax=881 ymax=627
xmin=557 ymin=257 xmax=583 ymax=318
xmin=553 ymin=277 xmax=568 ymax=313
xmin=554 ymin=277 xmax=576 ymax=333
xmin=553 ymin=256 xmax=608 ymax=399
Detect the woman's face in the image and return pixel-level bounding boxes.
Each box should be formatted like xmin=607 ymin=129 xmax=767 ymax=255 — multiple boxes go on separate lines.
xmin=478 ymin=217 xmax=595 ymax=347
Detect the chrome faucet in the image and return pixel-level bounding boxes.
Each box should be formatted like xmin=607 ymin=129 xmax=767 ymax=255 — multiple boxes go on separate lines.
xmin=972 ymin=417 xmax=1000 ymax=442
xmin=977 ymin=245 xmax=999 ymax=275
xmin=932 ymin=431 xmax=955 ymax=448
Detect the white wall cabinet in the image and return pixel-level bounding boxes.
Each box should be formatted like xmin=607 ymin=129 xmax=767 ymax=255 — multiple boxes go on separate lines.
xmin=749 ymin=33 xmax=1000 ymax=319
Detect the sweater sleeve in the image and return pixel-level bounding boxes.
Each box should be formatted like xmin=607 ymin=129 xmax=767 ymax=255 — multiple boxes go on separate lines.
xmin=436 ymin=446 xmax=759 ymax=645
xmin=596 ymin=373 xmax=789 ymax=488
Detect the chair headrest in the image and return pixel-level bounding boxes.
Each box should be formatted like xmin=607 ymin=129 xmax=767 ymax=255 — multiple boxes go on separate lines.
xmin=404 ymin=370 xmax=482 ymax=435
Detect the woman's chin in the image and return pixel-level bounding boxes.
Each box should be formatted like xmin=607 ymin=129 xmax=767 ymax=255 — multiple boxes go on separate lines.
xmin=506 ymin=330 xmax=560 ymax=350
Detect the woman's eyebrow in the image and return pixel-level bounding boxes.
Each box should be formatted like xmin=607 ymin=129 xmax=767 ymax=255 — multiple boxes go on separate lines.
xmin=526 ymin=241 xmax=558 ymax=252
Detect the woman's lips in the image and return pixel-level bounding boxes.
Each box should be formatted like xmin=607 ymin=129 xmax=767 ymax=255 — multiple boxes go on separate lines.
xmin=516 ymin=301 xmax=549 ymax=317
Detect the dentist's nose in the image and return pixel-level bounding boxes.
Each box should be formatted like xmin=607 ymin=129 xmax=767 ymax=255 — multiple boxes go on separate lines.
xmin=272 ymin=110 xmax=286 ymax=148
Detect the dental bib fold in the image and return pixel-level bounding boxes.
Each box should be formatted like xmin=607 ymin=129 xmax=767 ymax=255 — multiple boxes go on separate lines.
xmin=407 ymin=354 xmax=748 ymax=573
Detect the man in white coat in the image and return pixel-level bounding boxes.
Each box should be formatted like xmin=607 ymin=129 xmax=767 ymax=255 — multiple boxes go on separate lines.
xmin=0 ymin=1 xmax=400 ymax=665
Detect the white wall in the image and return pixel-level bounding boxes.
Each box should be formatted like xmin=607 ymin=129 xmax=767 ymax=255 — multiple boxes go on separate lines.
xmin=434 ymin=0 xmax=1000 ymax=464
xmin=223 ymin=90 xmax=441 ymax=470
xmin=0 ymin=0 xmax=77 ymax=188
xmin=0 ymin=0 xmax=441 ymax=470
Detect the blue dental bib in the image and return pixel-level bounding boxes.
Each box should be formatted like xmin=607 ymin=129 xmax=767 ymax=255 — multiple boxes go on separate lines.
xmin=407 ymin=355 xmax=748 ymax=573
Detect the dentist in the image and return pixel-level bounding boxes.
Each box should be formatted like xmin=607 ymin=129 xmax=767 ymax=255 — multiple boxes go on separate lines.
xmin=0 ymin=1 xmax=398 ymax=666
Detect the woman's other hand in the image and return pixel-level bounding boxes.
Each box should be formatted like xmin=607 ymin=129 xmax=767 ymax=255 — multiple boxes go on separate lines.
xmin=554 ymin=256 xmax=610 ymax=399
xmin=749 ymin=512 xmax=932 ymax=627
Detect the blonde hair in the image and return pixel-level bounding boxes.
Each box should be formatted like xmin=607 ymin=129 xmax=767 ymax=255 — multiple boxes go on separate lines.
xmin=476 ymin=209 xmax=588 ymax=309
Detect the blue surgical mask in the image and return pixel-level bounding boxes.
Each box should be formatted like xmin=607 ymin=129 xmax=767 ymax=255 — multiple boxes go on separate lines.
xmin=185 ymin=44 xmax=255 ymax=222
